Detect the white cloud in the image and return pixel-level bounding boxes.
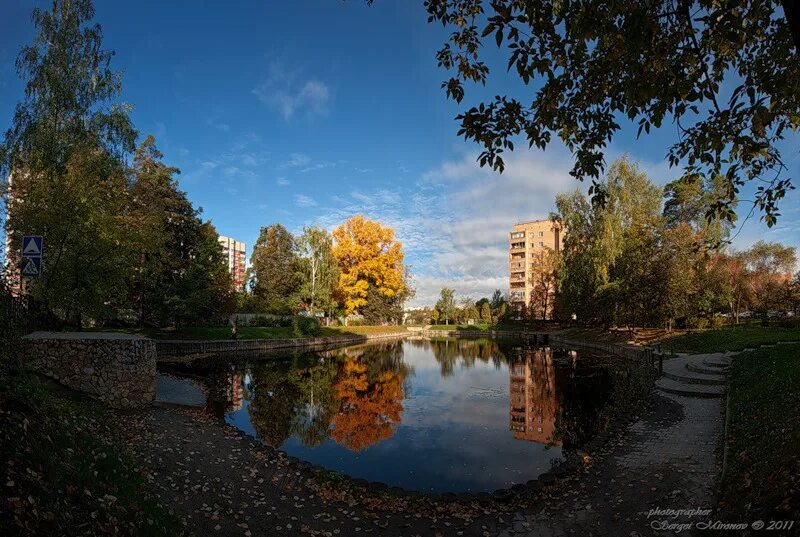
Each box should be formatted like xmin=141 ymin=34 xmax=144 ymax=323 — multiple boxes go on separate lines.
xmin=276 ymin=177 xmax=290 ymax=186
xmin=295 ymin=194 xmax=318 ymax=208
xmin=301 ymin=148 xmax=577 ymax=307
xmin=252 ymin=63 xmax=331 ymax=120
xmin=282 ymin=153 xmax=311 ymax=168
xmin=207 ymin=118 xmax=231 ymax=132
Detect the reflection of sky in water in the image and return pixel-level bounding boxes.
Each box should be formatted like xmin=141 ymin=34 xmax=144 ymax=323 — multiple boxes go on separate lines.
xmin=224 ymin=340 xmax=567 ymax=493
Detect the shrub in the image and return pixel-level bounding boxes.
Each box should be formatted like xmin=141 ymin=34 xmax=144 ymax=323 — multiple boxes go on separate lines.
xmin=710 ymin=315 xmax=726 ymax=329
xmin=779 ymin=317 xmax=800 ymax=329
xmin=291 ymin=316 xmax=321 ymax=337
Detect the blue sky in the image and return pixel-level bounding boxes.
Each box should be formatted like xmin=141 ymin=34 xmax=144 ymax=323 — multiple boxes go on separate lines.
xmin=2 ymin=1 xmax=798 ymax=306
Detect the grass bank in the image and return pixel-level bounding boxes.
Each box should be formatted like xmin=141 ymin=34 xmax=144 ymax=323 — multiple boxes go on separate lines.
xmin=556 ymin=326 xmax=800 ymax=354
xmin=661 ymin=326 xmax=800 ymax=353
xmin=0 ymin=370 xmax=183 ymax=536
xmin=720 ymin=343 xmax=800 ymax=519
xmin=90 ymin=324 xmax=408 ymax=341
xmin=423 ymin=322 xmax=536 ymax=332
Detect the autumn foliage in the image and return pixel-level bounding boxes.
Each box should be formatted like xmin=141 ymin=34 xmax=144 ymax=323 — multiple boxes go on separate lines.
xmin=332 ymin=216 xmax=407 ymax=315
xmin=330 ymin=355 xmax=405 ymax=451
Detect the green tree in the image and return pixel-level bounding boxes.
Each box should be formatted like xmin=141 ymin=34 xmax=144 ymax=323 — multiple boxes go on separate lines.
xmin=415 ymin=0 xmax=798 ymax=225
xmin=1 ymin=0 xmax=137 ymax=323
xmin=555 ymin=157 xmax=664 ymax=326
xmin=296 ymin=226 xmax=339 ymax=316
xmin=435 ymin=288 xmax=456 ymax=325
xmin=250 ymin=224 xmax=300 ymax=314
xmin=489 ymin=289 xmax=505 ymax=311
xmin=745 ymin=241 xmax=797 ymax=321
xmin=361 ymin=285 xmax=404 ymax=324
xmin=130 ymin=135 xmax=233 ymax=326
xmin=480 ymin=302 xmax=492 ymax=324
xmin=166 ymin=221 xmax=235 ymax=326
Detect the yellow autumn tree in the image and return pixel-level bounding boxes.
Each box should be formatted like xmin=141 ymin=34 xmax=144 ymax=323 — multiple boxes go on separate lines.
xmin=332 ymin=215 xmax=407 ymax=315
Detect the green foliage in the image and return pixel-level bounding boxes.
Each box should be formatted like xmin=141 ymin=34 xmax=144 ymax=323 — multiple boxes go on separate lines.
xmin=295 ymin=226 xmax=340 ymax=316
xmin=434 ymin=288 xmax=456 ymax=325
xmin=0 ymin=0 xmax=139 ymax=324
xmin=480 ymin=302 xmax=492 ymax=324
xmin=361 ymin=285 xmax=404 ymax=324
xmin=250 ymin=224 xmax=301 ymax=314
xmin=10 ymin=145 xmax=137 ymax=323
xmin=165 ymin=222 xmax=235 ymax=326
xmin=422 ymin=0 xmax=798 ymax=225
xmin=555 ymin=158 xmax=665 ymax=326
xmin=130 ymin=136 xmax=234 ymax=326
xmin=1 ymin=1 xmax=233 ymax=328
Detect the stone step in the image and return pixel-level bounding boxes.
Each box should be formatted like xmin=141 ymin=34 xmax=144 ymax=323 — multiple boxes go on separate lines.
xmin=661 ymin=357 xmax=727 ymax=385
xmin=701 ymin=355 xmax=732 ymax=369
xmin=686 ymin=362 xmax=729 ymax=375
xmin=655 ymin=377 xmax=725 ymax=398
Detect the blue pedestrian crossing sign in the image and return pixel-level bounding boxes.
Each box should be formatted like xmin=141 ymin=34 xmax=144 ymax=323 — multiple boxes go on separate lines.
xmin=21 ymin=256 xmax=41 ymax=278
xmin=21 ymin=235 xmax=43 ymax=279
xmin=22 ymin=235 xmax=43 ymax=256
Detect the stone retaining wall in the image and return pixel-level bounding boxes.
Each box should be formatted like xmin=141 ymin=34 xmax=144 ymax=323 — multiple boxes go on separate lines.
xmin=414 ymin=329 xmax=535 ymax=340
xmin=548 ymin=334 xmax=657 ymax=365
xmin=155 ymin=331 xmax=408 ymax=360
xmin=22 ymin=332 xmax=156 ymax=409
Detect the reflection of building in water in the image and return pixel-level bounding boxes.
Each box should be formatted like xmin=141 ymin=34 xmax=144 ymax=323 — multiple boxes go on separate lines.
xmin=211 ymin=371 xmax=244 ymax=413
xmin=509 ymin=348 xmax=560 ymax=445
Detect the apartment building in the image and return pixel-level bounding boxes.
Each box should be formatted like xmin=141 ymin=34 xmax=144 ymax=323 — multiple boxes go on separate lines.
xmin=217 ymin=235 xmax=247 ymax=290
xmin=508 ymin=219 xmax=564 ymax=312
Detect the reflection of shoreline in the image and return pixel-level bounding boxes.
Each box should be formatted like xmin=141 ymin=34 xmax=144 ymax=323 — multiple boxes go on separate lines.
xmin=509 ymin=348 xmax=560 ymax=446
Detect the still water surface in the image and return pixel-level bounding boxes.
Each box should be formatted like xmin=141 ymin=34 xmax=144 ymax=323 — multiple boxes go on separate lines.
xmin=158 ymin=337 xmax=652 ymax=492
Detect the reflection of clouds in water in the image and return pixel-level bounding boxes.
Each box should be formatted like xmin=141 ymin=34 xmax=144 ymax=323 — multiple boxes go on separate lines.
xmin=193 ymin=339 xmax=623 ymax=492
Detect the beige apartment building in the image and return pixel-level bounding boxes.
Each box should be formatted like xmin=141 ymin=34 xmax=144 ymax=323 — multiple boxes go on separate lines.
xmin=218 ymin=235 xmax=247 ymax=291
xmin=508 ymin=219 xmax=564 ymax=312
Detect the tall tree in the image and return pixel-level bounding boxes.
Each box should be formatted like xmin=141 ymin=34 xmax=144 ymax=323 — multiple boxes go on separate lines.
xmin=250 ymin=224 xmax=300 ymax=314
xmin=1 ymin=0 xmax=137 ymax=323
xmin=434 ymin=288 xmax=456 ymax=325
xmin=296 ymin=226 xmax=339 ymax=316
xmin=413 ymin=0 xmax=798 ymax=226
xmin=489 ymin=289 xmax=506 ymax=312
xmin=480 ymin=301 xmax=492 ymax=324
xmin=167 ymin=221 xmax=235 ymax=326
xmin=745 ymin=241 xmax=797 ymax=321
xmin=555 ymin=157 xmax=664 ymax=326
xmin=332 ymin=216 xmax=408 ymax=315
xmin=528 ymin=249 xmax=560 ymax=321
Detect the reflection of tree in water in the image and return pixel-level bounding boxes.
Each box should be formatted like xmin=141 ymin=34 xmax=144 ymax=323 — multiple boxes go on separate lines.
xmin=248 ymin=363 xmax=305 ymax=447
xmin=424 ymin=338 xmax=508 ymax=376
xmin=330 ymin=342 xmax=410 ymax=452
xmin=550 ymin=351 xmax=655 ymax=448
xmin=246 ymin=341 xmax=411 ymax=451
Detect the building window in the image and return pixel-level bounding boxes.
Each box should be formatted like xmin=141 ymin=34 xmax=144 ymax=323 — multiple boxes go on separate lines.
xmin=539 ymin=241 xmax=544 ymax=247
xmin=538 ymin=231 xmax=544 ymax=237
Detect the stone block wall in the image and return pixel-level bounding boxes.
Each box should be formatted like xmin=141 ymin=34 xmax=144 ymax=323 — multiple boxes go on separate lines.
xmin=23 ymin=332 xmax=156 ymax=409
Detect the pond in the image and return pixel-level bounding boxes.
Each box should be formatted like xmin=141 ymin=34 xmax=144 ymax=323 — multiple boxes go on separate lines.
xmin=156 ymin=337 xmax=654 ymax=493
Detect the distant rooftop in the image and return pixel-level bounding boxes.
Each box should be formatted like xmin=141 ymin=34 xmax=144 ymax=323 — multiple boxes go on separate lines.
xmin=512 ymin=218 xmax=552 ymax=226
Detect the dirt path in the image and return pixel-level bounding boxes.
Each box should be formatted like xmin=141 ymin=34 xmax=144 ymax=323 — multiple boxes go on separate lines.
xmin=481 ymin=391 xmax=724 ymax=536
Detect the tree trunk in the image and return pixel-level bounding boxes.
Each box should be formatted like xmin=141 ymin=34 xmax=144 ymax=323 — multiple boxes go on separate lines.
xmin=783 ymin=0 xmax=800 ymax=50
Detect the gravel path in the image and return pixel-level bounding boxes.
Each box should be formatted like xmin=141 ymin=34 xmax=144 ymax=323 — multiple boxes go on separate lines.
xmin=481 ymin=391 xmax=724 ymax=536
xmin=127 ymin=386 xmax=723 ymax=537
